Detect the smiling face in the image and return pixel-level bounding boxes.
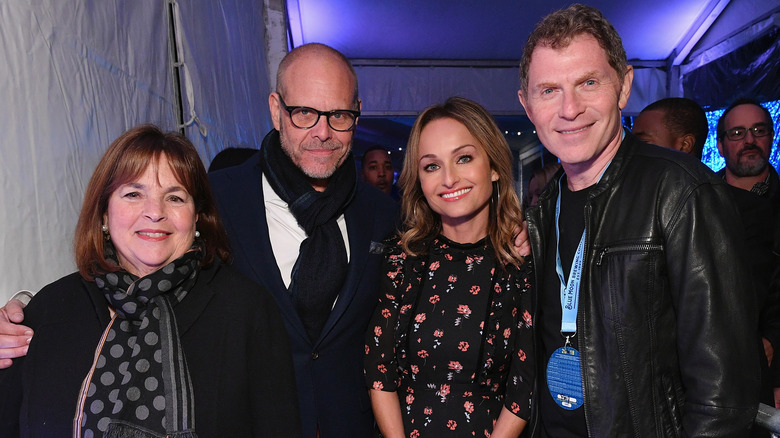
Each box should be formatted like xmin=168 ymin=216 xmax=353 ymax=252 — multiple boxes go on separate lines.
xmin=417 ymin=117 xmax=498 ymax=241
xmin=104 ymin=155 xmax=198 ymax=277
xmin=718 ymin=103 xmax=774 ymax=179
xmin=519 ymin=33 xmax=632 ymax=188
xmin=269 ymin=49 xmax=359 ymax=191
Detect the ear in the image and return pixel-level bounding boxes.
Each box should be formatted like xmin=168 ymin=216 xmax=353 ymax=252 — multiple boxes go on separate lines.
xmin=491 ymin=169 xmax=499 ymax=182
xmin=716 ymin=137 xmax=724 ymax=157
xmin=269 ymin=92 xmax=282 ymax=131
xmin=618 ymin=65 xmax=634 ymax=110
xmin=518 ymin=90 xmax=534 ymax=124
xmin=679 ymin=134 xmax=695 ymax=154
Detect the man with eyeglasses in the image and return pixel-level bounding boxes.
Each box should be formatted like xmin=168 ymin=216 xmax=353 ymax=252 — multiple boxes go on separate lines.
xmin=208 ymin=43 xmax=399 ymax=437
xmin=717 ymin=98 xmax=780 ymax=424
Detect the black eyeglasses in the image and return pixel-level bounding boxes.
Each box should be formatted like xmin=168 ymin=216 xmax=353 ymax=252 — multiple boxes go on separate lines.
xmin=278 ymin=96 xmax=360 ymax=132
xmin=723 ymin=125 xmax=773 ymax=141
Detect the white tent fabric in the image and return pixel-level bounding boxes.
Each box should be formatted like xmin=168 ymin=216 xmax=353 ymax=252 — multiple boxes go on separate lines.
xmin=0 ymin=0 xmax=272 ymax=303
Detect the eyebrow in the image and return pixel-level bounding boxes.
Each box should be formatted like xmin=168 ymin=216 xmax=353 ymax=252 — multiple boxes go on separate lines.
xmin=418 ymin=144 xmax=477 ymax=162
xmin=123 ymin=182 xmax=188 ymax=193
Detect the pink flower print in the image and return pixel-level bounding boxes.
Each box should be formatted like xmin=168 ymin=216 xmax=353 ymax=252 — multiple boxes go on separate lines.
xmin=445 ymin=253 xmax=453 ymax=260
xmin=382 ymin=308 xmax=391 ymax=318
xmin=429 ymin=261 xmax=440 ymax=271
xmin=511 ymin=402 xmax=520 ymax=414
xmin=447 ymin=420 xmax=457 ymax=430
xmin=415 ymin=313 xmax=426 ymax=323
xmin=433 ymin=329 xmax=444 ymax=338
xmin=458 ymin=341 xmax=469 ymax=351
xmin=457 ymin=305 xmax=472 ymax=317
xmin=387 ymin=270 xmax=398 ymax=280
xmin=448 ymin=274 xmax=458 ymax=283
xmin=440 ymin=384 xmax=450 ymax=397
xmin=417 ymin=350 xmax=429 ymax=359
xmin=373 ymin=381 xmax=384 ymax=390
xmin=410 ymin=430 xmax=420 ymax=438
xmin=469 ymin=285 xmax=480 ymax=295
xmin=523 ymin=310 xmax=533 ymax=326
xmin=411 ymin=365 xmax=419 ymax=374
xmin=517 ymin=349 xmax=527 ymax=361
xmin=464 ymin=401 xmax=474 ymax=413
xmin=377 ymin=364 xmax=387 ymax=373
xmin=448 ymin=361 xmax=463 ymax=372
xmin=374 ymin=326 xmax=383 ymax=337
xmin=406 ymin=393 xmax=415 ymax=405
xmin=365 ymin=345 xmax=370 ymax=354
xmin=424 ymin=407 xmax=432 ymax=415
xmin=494 ymin=283 xmax=502 ymax=293
xmin=400 ymin=304 xmax=412 ymax=314
xmin=429 ymin=295 xmax=440 ymax=304
xmin=503 ymin=328 xmax=512 ymax=339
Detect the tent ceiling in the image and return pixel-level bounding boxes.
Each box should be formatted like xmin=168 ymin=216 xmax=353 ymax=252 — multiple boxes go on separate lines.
xmin=287 ymin=0 xmax=754 ymax=62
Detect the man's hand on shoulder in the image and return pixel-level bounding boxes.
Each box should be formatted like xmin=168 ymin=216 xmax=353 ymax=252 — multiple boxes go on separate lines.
xmin=0 ymin=297 xmax=33 ymax=369
xmin=513 ymin=221 xmax=531 ymax=258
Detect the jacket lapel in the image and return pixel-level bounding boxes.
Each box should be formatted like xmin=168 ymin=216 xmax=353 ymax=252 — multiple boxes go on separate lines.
xmin=315 ymin=187 xmax=375 ymax=345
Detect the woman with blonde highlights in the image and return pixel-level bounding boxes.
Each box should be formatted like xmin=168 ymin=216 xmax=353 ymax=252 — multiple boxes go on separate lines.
xmin=365 ymin=97 xmax=534 ymax=437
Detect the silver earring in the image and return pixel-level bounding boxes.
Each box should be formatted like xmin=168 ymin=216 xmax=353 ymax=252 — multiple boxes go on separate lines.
xmin=194 ymin=230 xmax=200 ymax=238
xmin=101 ymin=224 xmax=108 ymax=232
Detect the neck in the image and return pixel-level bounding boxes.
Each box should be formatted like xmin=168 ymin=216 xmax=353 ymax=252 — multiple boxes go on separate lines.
xmin=562 ymin=131 xmax=622 ymax=191
xmin=440 ymin=210 xmax=489 ymax=244
xmin=309 ymin=177 xmax=329 ymax=192
xmin=725 ymin=168 xmax=769 ymax=192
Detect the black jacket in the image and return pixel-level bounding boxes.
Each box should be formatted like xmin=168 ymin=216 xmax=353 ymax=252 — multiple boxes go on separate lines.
xmin=0 ymin=261 xmax=302 ymax=437
xmin=525 ymin=131 xmax=760 ymax=437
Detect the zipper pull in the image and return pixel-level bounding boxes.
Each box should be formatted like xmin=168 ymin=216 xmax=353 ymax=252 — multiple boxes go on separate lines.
xmin=596 ymin=247 xmax=608 ymax=266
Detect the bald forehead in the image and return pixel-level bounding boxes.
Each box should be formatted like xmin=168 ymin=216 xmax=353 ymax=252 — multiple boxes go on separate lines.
xmin=277 ymin=46 xmax=357 ymax=101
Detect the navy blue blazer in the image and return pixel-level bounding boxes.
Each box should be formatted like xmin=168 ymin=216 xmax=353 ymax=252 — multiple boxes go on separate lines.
xmin=209 ymin=151 xmax=399 ymax=438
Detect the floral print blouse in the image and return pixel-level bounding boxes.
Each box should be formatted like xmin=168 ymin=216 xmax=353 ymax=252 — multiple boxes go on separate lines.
xmin=365 ymin=235 xmax=534 ymax=437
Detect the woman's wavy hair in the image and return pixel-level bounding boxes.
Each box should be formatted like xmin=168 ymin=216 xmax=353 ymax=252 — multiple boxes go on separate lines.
xmin=398 ymin=97 xmax=524 ymax=267
xmin=75 ymin=124 xmax=231 ymax=280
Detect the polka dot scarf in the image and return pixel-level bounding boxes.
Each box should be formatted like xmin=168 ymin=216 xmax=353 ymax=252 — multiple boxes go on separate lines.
xmin=74 ymin=243 xmax=201 ymax=438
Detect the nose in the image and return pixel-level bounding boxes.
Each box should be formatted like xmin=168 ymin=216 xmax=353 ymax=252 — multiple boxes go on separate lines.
xmin=559 ymin=90 xmax=585 ymax=120
xmin=309 ymin=114 xmax=333 ymax=141
xmin=144 ymin=198 xmax=166 ymax=222
xmin=442 ymin=165 xmax=459 ymax=188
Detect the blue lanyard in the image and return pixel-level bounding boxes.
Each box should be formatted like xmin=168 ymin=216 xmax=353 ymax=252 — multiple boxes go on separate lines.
xmin=554 ymin=155 xmax=615 ymax=341
xmin=554 ymin=179 xmax=585 ymax=338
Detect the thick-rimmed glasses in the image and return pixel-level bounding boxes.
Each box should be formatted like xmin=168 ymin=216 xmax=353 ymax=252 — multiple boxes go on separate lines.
xmin=723 ymin=124 xmax=773 ymax=141
xmin=278 ymin=96 xmax=360 ymax=132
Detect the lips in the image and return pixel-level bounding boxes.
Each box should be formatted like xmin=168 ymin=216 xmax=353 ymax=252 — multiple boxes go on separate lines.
xmin=558 ymin=124 xmax=591 ymax=134
xmin=440 ymin=187 xmax=472 ymax=200
xmin=136 ymin=230 xmax=170 ymax=240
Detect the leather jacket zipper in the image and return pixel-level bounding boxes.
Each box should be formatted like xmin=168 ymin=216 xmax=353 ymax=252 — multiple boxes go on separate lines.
xmin=595 ymin=244 xmax=664 ymax=266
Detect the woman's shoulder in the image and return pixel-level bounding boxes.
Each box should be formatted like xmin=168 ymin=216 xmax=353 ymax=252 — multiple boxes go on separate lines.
xmin=26 ymin=272 xmax=97 ymax=327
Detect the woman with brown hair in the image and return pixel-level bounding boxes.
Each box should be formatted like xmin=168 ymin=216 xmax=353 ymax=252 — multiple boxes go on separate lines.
xmin=0 ymin=125 xmax=301 ymax=437
xmin=365 ymin=97 xmax=534 ymax=437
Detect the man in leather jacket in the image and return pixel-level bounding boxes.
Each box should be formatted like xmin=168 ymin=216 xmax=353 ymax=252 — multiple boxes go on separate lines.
xmin=518 ymin=4 xmax=760 ymax=437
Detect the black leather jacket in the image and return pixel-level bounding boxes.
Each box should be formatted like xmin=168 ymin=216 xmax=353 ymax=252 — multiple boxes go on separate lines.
xmin=525 ymin=132 xmax=760 ymax=437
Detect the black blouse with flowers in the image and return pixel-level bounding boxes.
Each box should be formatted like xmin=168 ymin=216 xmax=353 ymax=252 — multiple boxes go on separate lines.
xmin=365 ymin=235 xmax=534 ymax=437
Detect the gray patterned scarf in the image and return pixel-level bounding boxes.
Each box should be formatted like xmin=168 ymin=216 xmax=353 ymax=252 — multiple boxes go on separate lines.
xmin=74 ymin=242 xmax=201 ymax=438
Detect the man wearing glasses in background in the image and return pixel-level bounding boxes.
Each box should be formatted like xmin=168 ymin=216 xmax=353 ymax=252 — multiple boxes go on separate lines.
xmin=717 ymin=98 xmax=780 ymax=426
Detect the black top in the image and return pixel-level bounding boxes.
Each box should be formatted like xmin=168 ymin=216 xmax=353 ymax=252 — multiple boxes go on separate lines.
xmin=539 ymin=176 xmax=590 ymax=437
xmin=0 ymin=261 xmax=302 ymax=438
xmin=366 ymin=235 xmax=534 ymax=437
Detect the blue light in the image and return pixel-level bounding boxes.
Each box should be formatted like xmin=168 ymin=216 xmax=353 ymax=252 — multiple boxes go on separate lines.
xmin=701 ymin=99 xmax=780 ymax=172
